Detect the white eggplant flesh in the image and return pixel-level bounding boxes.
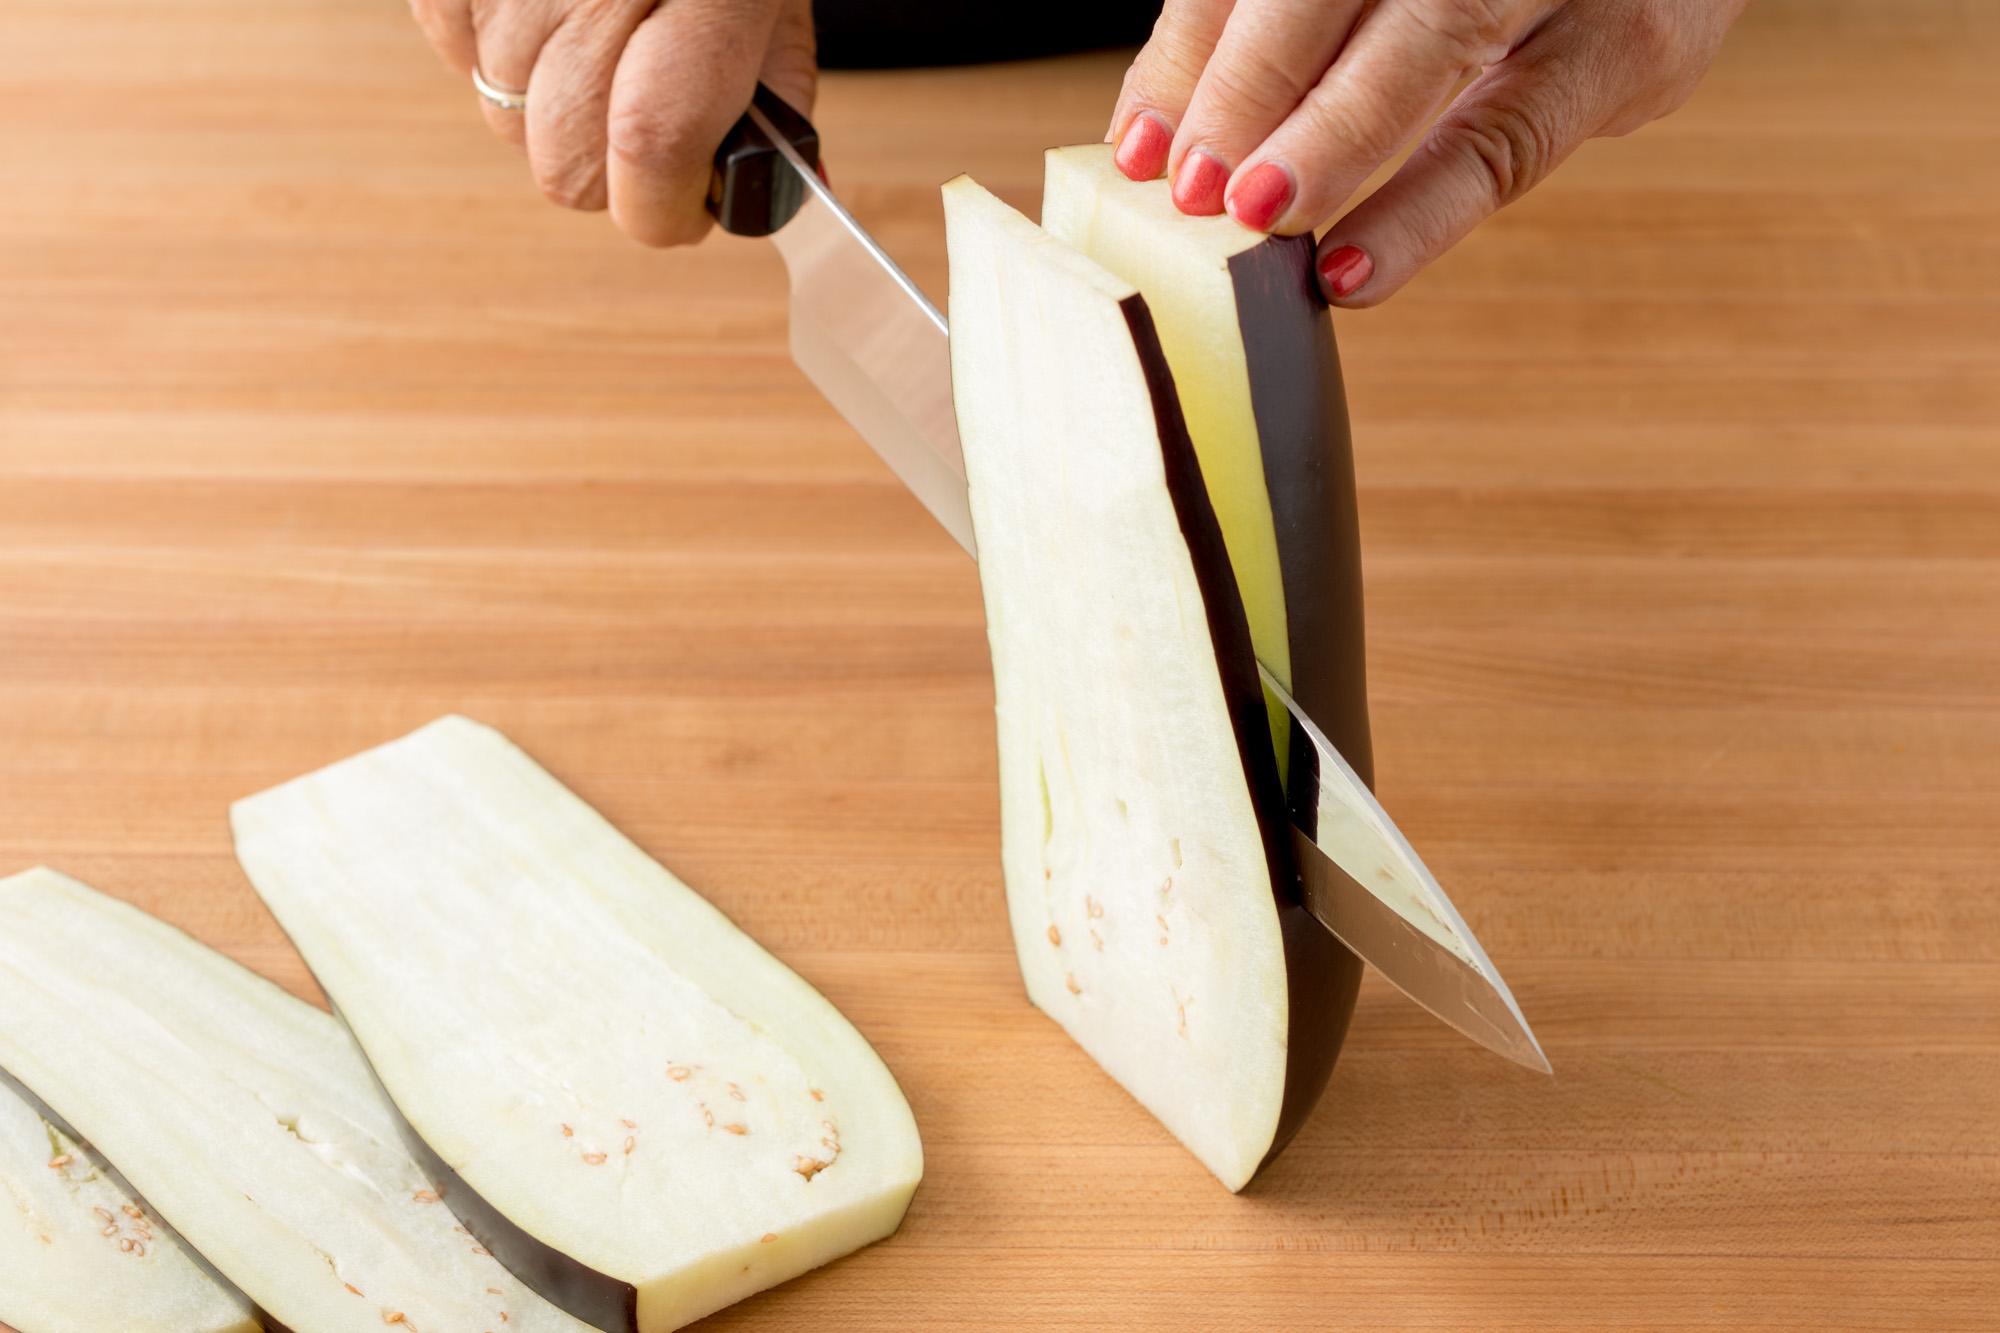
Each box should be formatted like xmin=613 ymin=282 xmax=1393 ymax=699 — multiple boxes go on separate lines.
xmin=0 ymin=867 xmax=597 ymax=1333
xmin=230 ymin=716 xmax=923 ymax=1333
xmin=943 ymin=177 xmax=1320 ymax=1191
xmin=1043 ymin=143 xmax=1302 ymax=755
xmin=0 ymin=1073 xmax=259 ymax=1333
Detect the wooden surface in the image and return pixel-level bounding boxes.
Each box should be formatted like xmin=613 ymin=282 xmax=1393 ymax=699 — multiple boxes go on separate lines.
xmin=3 ymin=1 xmax=1998 ymax=1328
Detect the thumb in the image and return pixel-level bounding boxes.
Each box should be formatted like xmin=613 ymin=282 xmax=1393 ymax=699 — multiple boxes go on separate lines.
xmin=759 ymin=0 xmax=818 ymax=118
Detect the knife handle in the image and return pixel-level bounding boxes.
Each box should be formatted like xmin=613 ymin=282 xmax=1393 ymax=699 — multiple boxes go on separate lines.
xmin=707 ymin=83 xmax=822 ymax=238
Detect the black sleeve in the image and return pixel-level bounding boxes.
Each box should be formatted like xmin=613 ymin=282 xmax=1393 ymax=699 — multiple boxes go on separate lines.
xmin=815 ymin=0 xmax=1161 ymax=68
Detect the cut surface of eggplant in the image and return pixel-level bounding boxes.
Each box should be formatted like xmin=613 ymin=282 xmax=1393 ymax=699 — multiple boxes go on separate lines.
xmin=230 ymin=716 xmax=923 ymax=1333
xmin=0 ymin=867 xmax=596 ymax=1333
xmin=0 ymin=1071 xmax=259 ymax=1333
xmin=1042 ymin=143 xmax=1373 ymax=784
xmin=944 ymin=175 xmax=1339 ymax=1190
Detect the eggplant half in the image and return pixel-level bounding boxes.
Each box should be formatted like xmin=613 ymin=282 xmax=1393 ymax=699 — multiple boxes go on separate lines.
xmin=0 ymin=867 xmax=596 ymax=1333
xmin=943 ymin=172 xmax=1360 ymax=1190
xmin=0 ymin=1070 xmax=258 ymax=1333
xmin=1042 ymin=145 xmax=1377 ymax=1155
xmin=230 ymin=716 xmax=923 ymax=1333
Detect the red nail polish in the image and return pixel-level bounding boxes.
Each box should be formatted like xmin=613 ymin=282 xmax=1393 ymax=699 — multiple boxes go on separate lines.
xmin=1317 ymin=244 xmax=1373 ymax=299
xmin=1114 ymin=113 xmax=1171 ymax=181
xmin=1172 ymin=151 xmax=1229 ymax=215
xmin=1226 ymin=162 xmax=1293 ymax=232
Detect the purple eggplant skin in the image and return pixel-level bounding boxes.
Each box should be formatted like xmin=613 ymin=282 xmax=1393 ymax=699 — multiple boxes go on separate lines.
xmin=1230 ymin=232 xmax=1372 ymax=1174
xmin=1119 ymin=262 xmax=1368 ymax=1186
xmin=1232 ymin=235 xmax=1374 ymax=788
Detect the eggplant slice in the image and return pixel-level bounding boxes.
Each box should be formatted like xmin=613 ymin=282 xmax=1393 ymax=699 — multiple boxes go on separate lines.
xmin=230 ymin=716 xmax=923 ymax=1333
xmin=944 ymin=176 xmax=1344 ymax=1190
xmin=0 ymin=1069 xmax=259 ymax=1333
xmin=1043 ymin=143 xmax=1374 ymax=786
xmin=0 ymin=867 xmax=596 ymax=1333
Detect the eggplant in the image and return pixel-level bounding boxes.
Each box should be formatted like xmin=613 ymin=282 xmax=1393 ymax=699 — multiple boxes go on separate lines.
xmin=1042 ymin=143 xmax=1373 ymax=1154
xmin=229 ymin=716 xmax=923 ymax=1333
xmin=943 ymin=168 xmax=1361 ymax=1191
xmin=0 ymin=1069 xmax=259 ymax=1333
xmin=0 ymin=867 xmax=597 ymax=1333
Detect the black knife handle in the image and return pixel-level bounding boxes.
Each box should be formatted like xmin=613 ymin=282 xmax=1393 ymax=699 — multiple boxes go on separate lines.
xmin=707 ymin=83 xmax=821 ymax=238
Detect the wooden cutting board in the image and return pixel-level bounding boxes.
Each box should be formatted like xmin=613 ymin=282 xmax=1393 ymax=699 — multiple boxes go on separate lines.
xmin=2 ymin=0 xmax=1996 ymax=1327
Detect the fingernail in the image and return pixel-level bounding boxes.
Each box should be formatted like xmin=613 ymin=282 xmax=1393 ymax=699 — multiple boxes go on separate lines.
xmin=1317 ymin=244 xmax=1373 ymax=300
xmin=1172 ymin=150 xmax=1229 ymax=215
xmin=1226 ymin=161 xmax=1293 ymax=233
xmin=1114 ymin=113 xmax=1172 ymax=181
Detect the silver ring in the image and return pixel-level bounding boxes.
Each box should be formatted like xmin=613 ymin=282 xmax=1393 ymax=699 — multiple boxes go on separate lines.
xmin=471 ymin=65 xmax=528 ymax=113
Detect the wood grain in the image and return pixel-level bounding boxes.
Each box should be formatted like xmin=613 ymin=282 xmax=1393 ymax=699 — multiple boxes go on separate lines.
xmin=2 ymin=0 xmax=1997 ymax=1327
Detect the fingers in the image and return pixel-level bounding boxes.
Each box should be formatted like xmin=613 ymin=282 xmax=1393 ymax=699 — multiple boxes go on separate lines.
xmin=1105 ymin=0 xmax=1235 ymax=181
xmin=1309 ymin=7 xmax=1608 ymax=306
xmin=523 ymin=0 xmax=655 ymax=210
xmin=606 ymin=0 xmax=790 ymax=248
xmin=1224 ymin=0 xmax=1554 ymax=232
xmin=410 ymin=0 xmax=477 ymax=75
xmin=472 ymin=0 xmax=564 ymax=147
xmin=1165 ymin=0 xmax=1367 ymax=214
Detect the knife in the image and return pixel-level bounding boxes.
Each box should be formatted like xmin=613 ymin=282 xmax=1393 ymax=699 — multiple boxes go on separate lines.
xmin=707 ymin=87 xmax=1549 ymax=1076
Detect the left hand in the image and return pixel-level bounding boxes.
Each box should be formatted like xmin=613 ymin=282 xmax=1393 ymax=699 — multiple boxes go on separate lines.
xmin=1107 ymin=0 xmax=1746 ymax=305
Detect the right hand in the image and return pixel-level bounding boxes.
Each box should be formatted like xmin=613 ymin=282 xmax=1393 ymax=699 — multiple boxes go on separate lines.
xmin=411 ymin=0 xmax=816 ymax=247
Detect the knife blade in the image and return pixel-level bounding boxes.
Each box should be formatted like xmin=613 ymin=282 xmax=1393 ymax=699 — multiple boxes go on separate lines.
xmin=709 ymin=90 xmax=1548 ymax=1074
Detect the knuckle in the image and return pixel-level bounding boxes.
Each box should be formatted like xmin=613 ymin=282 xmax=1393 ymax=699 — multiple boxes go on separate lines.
xmin=605 ymin=100 xmax=700 ymax=172
xmin=1618 ymin=0 xmax=1685 ymax=66
xmin=1140 ymin=10 xmax=1220 ymax=89
xmin=1317 ymin=66 xmax=1427 ymax=163
xmin=1435 ymin=100 xmax=1557 ymax=207
xmin=534 ymin=156 xmax=607 ymax=210
xmin=1130 ymin=49 xmax=1200 ymax=105
xmin=1413 ymin=0 xmax=1521 ymax=62
xmin=1200 ymin=47 xmax=1310 ymax=122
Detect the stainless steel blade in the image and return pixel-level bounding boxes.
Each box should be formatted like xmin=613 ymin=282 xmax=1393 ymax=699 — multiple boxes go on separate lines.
xmin=1269 ymin=659 xmax=1551 ymax=1073
xmin=753 ymin=116 xmax=1543 ymax=1072
xmin=751 ymin=103 xmax=976 ymax=555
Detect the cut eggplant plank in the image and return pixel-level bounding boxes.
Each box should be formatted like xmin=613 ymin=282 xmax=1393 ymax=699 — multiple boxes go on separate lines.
xmin=1038 ymin=146 xmax=1368 ymax=1147
xmin=1042 ymin=147 xmax=1546 ymax=1066
xmin=230 ymin=716 xmax=923 ymax=1333
xmin=943 ymin=176 xmax=1348 ymax=1191
xmin=0 ymin=1070 xmax=259 ymax=1333
xmin=0 ymin=867 xmax=597 ymax=1333
xmin=1043 ymin=143 xmax=1374 ymax=788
